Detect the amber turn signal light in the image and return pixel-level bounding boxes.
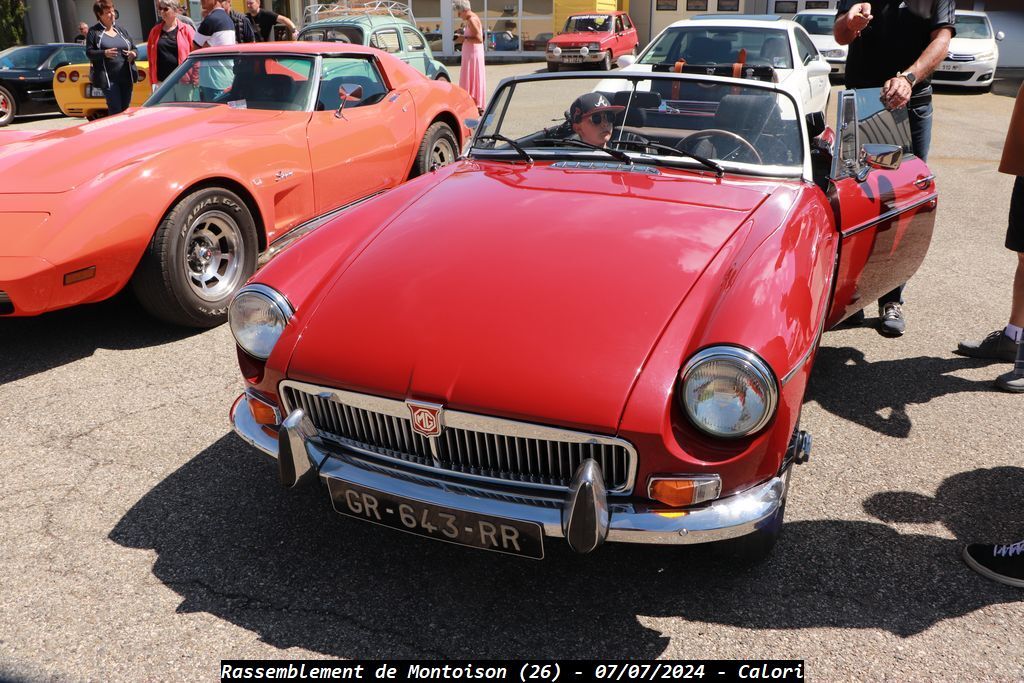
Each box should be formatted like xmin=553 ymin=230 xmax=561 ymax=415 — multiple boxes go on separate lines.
xmin=247 ymin=392 xmax=279 ymax=426
xmin=648 ymin=476 xmax=722 ymax=508
xmin=63 ymin=266 xmax=95 ymax=285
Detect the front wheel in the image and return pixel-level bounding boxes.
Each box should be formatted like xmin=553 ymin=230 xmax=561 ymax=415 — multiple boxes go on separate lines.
xmin=411 ymin=121 xmax=458 ymax=177
xmin=599 ymin=52 xmax=612 ymax=71
xmin=0 ymin=85 xmax=16 ymax=127
xmin=131 ymin=187 xmax=258 ymax=327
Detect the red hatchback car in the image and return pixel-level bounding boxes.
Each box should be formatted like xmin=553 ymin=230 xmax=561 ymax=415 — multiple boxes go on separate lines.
xmin=546 ymin=11 xmax=638 ymax=71
xmin=229 ymin=72 xmax=936 ymax=562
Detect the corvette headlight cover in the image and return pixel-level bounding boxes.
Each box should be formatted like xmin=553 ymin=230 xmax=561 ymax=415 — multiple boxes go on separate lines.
xmin=679 ymin=346 xmax=778 ymax=438
xmin=229 ymin=284 xmax=294 ymax=360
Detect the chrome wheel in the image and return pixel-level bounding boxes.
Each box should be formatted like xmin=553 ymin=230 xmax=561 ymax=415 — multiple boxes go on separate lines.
xmin=182 ymin=209 xmax=245 ymax=301
xmin=430 ymin=135 xmax=457 ymax=169
xmin=0 ymin=86 xmax=14 ymax=126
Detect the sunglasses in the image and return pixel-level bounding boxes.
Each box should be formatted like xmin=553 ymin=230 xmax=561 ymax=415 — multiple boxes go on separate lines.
xmin=584 ymin=112 xmax=614 ymax=125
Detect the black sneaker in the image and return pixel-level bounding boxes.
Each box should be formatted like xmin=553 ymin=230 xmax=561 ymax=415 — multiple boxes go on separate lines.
xmin=995 ymin=369 xmax=1024 ymax=393
xmin=956 ymin=329 xmax=1018 ymax=362
xmin=963 ymin=540 xmax=1024 ymax=588
xmin=878 ymin=302 xmax=905 ymax=337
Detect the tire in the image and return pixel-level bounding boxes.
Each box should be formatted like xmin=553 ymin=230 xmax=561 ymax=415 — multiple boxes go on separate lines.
xmin=714 ymin=499 xmax=787 ymax=565
xmin=546 ymin=62 xmax=559 ymax=72
xmin=86 ymin=110 xmax=108 ymax=121
xmin=131 ymin=186 xmax=258 ymax=328
xmin=600 ymin=52 xmax=612 ymax=71
xmin=0 ymin=85 xmax=16 ymax=127
xmin=435 ymin=73 xmax=451 ymax=83
xmin=411 ymin=121 xmax=458 ymax=178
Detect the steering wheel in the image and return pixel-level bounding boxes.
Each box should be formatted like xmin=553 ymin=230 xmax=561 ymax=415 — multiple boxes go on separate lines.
xmin=678 ymin=129 xmax=763 ymax=164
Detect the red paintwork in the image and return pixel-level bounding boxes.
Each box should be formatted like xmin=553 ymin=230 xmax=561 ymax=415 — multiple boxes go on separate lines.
xmin=245 ymin=145 xmax=936 ymax=501
xmin=547 ymin=12 xmax=639 ymax=60
xmin=0 ymin=43 xmax=476 ymax=317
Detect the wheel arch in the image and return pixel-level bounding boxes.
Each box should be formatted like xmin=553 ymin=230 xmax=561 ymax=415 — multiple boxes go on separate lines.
xmin=161 ymin=176 xmax=269 ymax=253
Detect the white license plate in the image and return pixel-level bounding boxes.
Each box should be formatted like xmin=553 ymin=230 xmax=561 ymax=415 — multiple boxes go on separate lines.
xmin=87 ymin=86 xmax=105 ymax=97
xmin=563 ymin=56 xmax=584 ymax=64
xmin=939 ymin=63 xmax=961 ymax=72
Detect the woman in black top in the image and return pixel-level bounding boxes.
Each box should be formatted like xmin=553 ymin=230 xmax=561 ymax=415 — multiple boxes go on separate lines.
xmin=86 ymin=0 xmax=138 ymax=116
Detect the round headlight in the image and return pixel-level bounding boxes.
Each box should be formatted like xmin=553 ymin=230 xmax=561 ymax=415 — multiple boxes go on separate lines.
xmin=551 ymin=46 xmax=562 ymax=56
xmin=678 ymin=347 xmax=777 ymax=438
xmin=580 ymin=46 xmax=590 ymax=56
xmin=229 ymin=284 xmax=294 ymax=360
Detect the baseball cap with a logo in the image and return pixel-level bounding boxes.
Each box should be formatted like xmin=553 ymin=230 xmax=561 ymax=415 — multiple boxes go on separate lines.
xmin=568 ymin=92 xmax=624 ymax=123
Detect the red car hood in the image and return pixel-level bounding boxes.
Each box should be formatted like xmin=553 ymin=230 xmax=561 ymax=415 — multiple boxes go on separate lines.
xmin=287 ymin=161 xmax=774 ymax=433
xmin=0 ymin=105 xmax=288 ymax=194
xmin=549 ymin=32 xmax=613 ymax=46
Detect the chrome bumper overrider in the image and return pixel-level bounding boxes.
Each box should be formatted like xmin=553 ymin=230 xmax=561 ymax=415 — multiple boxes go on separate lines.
xmin=231 ymin=394 xmax=790 ymax=551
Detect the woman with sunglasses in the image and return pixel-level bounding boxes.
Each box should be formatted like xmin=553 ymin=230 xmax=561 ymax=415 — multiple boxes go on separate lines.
xmin=86 ymin=0 xmax=138 ymax=116
xmin=147 ymin=0 xmax=196 ymax=93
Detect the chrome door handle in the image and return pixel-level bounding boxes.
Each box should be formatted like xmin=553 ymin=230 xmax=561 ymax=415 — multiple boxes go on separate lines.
xmin=914 ymin=174 xmax=934 ymax=190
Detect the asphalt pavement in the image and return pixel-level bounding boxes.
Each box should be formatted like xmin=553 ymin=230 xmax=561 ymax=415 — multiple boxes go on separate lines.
xmin=1 ymin=65 xmax=1022 ymax=681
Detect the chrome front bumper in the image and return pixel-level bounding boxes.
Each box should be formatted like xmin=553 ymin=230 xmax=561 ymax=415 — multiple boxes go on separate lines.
xmin=231 ymin=394 xmax=790 ymax=551
xmin=547 ymin=50 xmax=609 ymax=66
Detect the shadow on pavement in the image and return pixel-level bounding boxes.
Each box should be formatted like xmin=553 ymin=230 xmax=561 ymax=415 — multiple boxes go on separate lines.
xmin=109 ymin=435 xmax=1023 ymax=657
xmin=805 ymin=346 xmax=996 ymax=438
xmin=0 ymin=294 xmax=201 ymax=385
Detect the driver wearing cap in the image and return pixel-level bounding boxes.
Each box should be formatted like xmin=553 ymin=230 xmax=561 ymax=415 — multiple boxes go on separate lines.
xmin=568 ymin=92 xmax=624 ymax=147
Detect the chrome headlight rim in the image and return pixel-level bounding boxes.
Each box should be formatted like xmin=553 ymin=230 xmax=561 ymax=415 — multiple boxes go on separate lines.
xmin=678 ymin=345 xmax=779 ymax=439
xmin=229 ymin=283 xmax=294 ymax=361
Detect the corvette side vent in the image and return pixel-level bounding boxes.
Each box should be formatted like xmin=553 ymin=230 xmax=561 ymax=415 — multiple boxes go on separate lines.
xmin=0 ymin=291 xmax=13 ymax=315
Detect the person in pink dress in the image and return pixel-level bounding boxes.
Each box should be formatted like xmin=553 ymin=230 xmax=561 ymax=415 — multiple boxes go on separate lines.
xmin=454 ymin=0 xmax=485 ymax=113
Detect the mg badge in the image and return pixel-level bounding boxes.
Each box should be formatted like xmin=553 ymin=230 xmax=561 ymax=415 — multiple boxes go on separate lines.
xmin=407 ymin=400 xmax=444 ymax=438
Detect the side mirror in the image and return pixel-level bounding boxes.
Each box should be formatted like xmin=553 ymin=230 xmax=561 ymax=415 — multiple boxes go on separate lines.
xmin=617 ymin=54 xmax=636 ymax=69
xmin=806 ymin=59 xmax=831 ymax=78
xmin=859 ymin=143 xmax=903 ymax=175
xmin=996 ymin=30 xmax=1005 ymax=41
xmin=334 ymin=83 xmax=363 ymax=119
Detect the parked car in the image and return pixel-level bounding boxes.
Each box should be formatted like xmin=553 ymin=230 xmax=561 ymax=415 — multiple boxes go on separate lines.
xmin=546 ymin=11 xmax=638 ymax=71
xmin=0 ymin=43 xmax=475 ymax=326
xmin=793 ymin=9 xmax=846 ymax=77
xmin=932 ymin=10 xmax=1004 ymax=89
xmin=228 ymin=71 xmax=937 ymax=562
xmin=299 ymin=8 xmax=450 ymax=81
xmin=0 ymin=43 xmax=87 ymax=126
xmin=617 ymin=16 xmax=831 ymax=114
xmin=52 ymin=43 xmax=150 ymax=120
xmin=523 ymin=32 xmax=553 ymax=52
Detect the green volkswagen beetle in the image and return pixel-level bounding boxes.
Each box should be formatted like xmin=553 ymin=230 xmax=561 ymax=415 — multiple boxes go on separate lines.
xmin=299 ymin=5 xmax=451 ymax=81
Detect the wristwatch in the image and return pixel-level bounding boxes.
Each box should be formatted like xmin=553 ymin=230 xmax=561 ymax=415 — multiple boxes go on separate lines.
xmin=899 ymin=71 xmax=917 ymax=86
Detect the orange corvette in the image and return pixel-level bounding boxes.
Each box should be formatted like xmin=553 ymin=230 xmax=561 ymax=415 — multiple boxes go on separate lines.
xmin=0 ymin=43 xmax=476 ymax=326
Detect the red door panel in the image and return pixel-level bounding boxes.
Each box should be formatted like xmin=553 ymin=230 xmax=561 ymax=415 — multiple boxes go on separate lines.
xmin=826 ymin=157 xmax=938 ymax=326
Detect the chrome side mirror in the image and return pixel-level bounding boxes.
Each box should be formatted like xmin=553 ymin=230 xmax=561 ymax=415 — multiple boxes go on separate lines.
xmin=334 ymin=83 xmax=363 ymax=119
xmin=996 ymin=30 xmax=1005 ymax=41
xmin=855 ymin=143 xmax=903 ymax=181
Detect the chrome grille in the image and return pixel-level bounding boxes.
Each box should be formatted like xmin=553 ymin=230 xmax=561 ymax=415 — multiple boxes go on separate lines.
xmin=280 ymin=381 xmax=636 ymax=493
xmin=945 ymin=52 xmax=976 ymax=62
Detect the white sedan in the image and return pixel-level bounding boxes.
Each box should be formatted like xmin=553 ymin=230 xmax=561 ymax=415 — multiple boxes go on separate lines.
xmin=932 ymin=10 xmax=1004 ymax=90
xmin=616 ymin=17 xmax=831 ymax=115
xmin=794 ymin=9 xmax=847 ymax=78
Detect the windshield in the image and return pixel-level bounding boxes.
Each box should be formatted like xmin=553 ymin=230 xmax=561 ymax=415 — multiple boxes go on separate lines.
xmin=0 ymin=45 xmax=53 ymax=70
xmin=473 ymin=75 xmax=803 ymax=176
xmin=563 ymin=15 xmax=613 ymax=33
xmin=147 ymin=53 xmax=316 ymax=111
xmin=794 ymin=14 xmax=833 ymax=36
xmin=640 ymin=26 xmax=794 ymax=70
xmin=955 ymin=15 xmax=991 ymax=39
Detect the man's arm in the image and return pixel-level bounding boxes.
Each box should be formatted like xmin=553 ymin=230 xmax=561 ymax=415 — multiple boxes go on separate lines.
xmin=275 ymin=13 xmax=297 ymax=37
xmin=881 ymin=26 xmax=954 ymax=108
xmin=834 ymin=2 xmax=872 ymax=46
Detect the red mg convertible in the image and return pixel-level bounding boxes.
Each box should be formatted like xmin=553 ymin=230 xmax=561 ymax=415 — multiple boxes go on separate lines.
xmin=0 ymin=43 xmax=475 ymax=326
xmin=230 ymin=72 xmax=936 ymax=561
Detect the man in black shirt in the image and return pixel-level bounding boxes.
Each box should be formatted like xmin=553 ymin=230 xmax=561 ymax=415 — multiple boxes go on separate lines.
xmin=835 ymin=0 xmax=954 ymax=336
xmin=245 ymin=0 xmax=297 ymax=42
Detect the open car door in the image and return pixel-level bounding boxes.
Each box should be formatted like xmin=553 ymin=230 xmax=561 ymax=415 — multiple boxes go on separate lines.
xmin=825 ymin=88 xmax=939 ymax=327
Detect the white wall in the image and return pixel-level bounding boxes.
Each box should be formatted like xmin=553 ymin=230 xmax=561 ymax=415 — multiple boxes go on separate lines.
xmin=989 ymin=12 xmax=1024 ymax=68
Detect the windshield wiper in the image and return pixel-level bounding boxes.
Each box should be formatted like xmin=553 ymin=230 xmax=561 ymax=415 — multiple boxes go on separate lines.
xmin=611 ymin=138 xmax=725 ymax=177
xmin=532 ymin=137 xmax=632 ymax=164
xmin=474 ymin=134 xmax=533 ymax=163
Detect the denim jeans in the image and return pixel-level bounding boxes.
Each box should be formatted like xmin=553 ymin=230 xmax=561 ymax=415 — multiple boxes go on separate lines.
xmin=878 ymin=100 xmax=934 ymax=307
xmin=104 ymin=74 xmax=134 ymax=116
